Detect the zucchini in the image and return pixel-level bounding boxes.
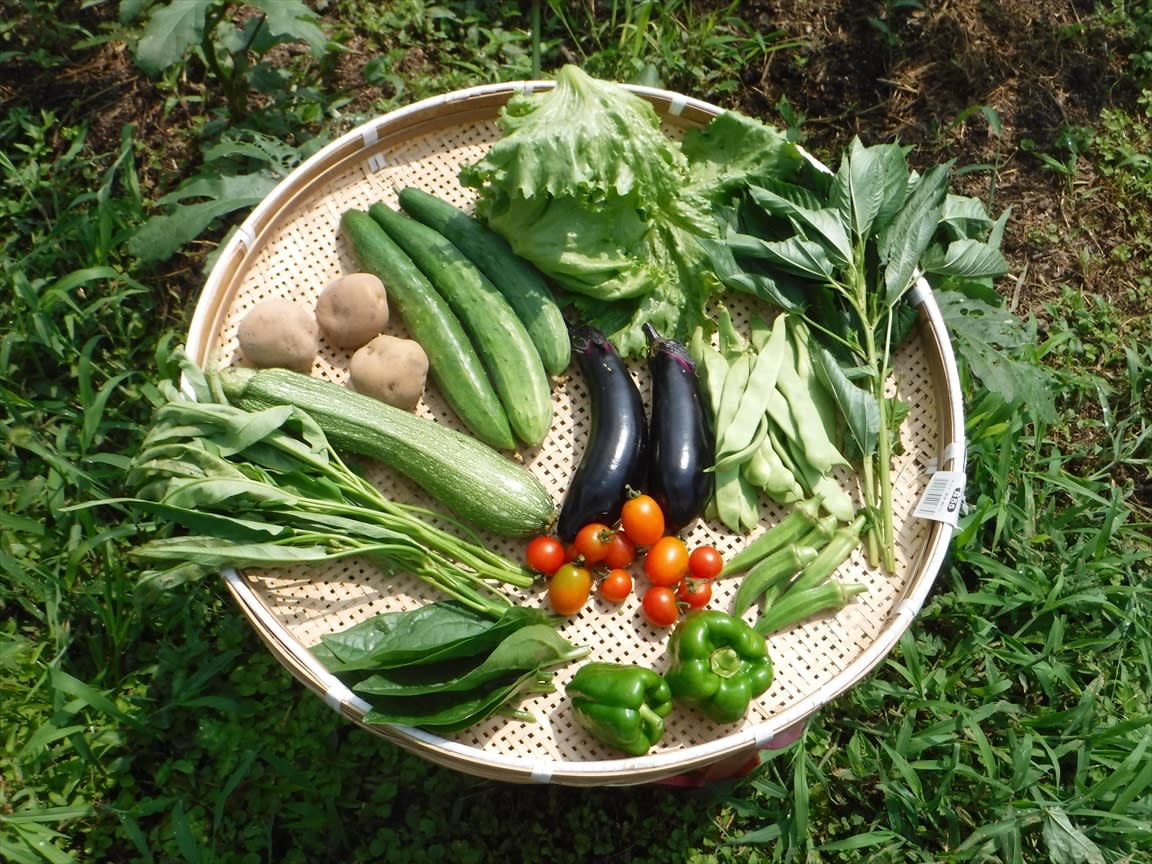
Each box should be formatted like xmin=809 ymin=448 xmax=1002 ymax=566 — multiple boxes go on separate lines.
xmin=368 ymin=202 xmax=554 ymax=447
xmin=340 ymin=209 xmax=516 ymax=451
xmin=219 ymin=367 xmax=557 ymax=538
xmin=396 ymin=186 xmax=571 ymax=378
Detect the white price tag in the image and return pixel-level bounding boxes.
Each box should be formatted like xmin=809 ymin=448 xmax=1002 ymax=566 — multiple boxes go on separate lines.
xmin=913 ymin=470 xmax=967 ymax=527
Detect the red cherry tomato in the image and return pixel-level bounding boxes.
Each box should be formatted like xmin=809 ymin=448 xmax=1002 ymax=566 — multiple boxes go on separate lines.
xmin=524 ymin=535 xmax=565 ymax=576
xmin=602 ymin=531 xmax=637 ymax=569
xmin=548 ymin=563 xmax=593 ymax=616
xmin=620 ymin=494 xmax=665 ymax=546
xmin=643 ymin=535 xmax=690 ymax=588
xmin=688 ymin=545 xmax=724 ymax=581
xmin=641 ymin=586 xmax=681 ymax=628
xmin=677 ymin=577 xmax=713 ymax=609
xmin=598 ymin=568 xmax=633 ymax=603
xmin=573 ymin=522 xmax=614 ymax=565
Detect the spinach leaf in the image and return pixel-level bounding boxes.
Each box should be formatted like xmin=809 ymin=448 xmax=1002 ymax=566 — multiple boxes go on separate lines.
xmin=362 ymin=668 xmax=550 ymax=733
xmin=317 ymin=602 xmax=551 ymax=672
xmin=353 ymin=625 xmax=586 ymax=697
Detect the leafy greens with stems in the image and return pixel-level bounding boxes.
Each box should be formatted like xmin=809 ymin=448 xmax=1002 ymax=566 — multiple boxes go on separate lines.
xmin=719 ymin=138 xmax=1012 ymax=571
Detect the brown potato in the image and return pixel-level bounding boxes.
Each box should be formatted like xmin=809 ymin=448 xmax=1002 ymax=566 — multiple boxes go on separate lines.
xmin=236 ymin=298 xmax=318 ymax=372
xmin=315 ymin=272 xmax=389 ymax=349
xmin=349 ymin=334 xmax=429 ymax=411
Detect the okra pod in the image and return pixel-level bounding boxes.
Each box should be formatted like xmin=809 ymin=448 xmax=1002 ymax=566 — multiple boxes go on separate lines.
xmin=788 ymin=513 xmax=866 ymax=595
xmin=755 ymin=580 xmax=868 ymax=636
xmin=733 ymin=542 xmax=821 ymax=616
xmin=719 ymin=496 xmax=826 ymax=578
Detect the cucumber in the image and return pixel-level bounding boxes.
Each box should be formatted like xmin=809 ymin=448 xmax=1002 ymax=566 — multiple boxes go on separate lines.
xmin=219 ymin=367 xmax=557 ymax=538
xmin=340 ymin=209 xmax=516 ymax=451
xmin=368 ymin=202 xmax=554 ymax=447
xmin=396 ymin=186 xmax=571 ymax=378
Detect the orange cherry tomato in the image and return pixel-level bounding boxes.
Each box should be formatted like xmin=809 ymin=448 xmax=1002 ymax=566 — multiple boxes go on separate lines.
xmin=598 ymin=568 xmax=633 ymax=603
xmin=643 ymin=535 xmax=690 ymax=588
xmin=620 ymin=494 xmax=665 ymax=546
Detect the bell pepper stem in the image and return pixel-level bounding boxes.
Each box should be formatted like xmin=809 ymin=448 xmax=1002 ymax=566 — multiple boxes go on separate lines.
xmin=710 ymin=645 xmax=743 ymax=679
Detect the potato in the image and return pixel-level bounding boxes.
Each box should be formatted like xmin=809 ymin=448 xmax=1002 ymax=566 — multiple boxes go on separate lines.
xmin=315 ymin=272 xmax=389 ymax=349
xmin=349 ymin=334 xmax=429 ymax=411
xmin=236 ymin=298 xmax=318 ymax=372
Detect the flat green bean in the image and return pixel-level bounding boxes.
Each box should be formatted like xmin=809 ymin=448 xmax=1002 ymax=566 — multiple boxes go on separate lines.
xmin=715 ymin=313 xmax=788 ymax=458
xmin=743 ymin=434 xmax=804 ymax=503
xmin=775 ymin=338 xmax=847 ymax=475
xmin=713 ymin=463 xmax=761 ymax=534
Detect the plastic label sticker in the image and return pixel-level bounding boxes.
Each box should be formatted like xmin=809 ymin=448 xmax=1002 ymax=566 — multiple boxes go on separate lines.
xmin=913 ymin=470 xmax=966 ymax=527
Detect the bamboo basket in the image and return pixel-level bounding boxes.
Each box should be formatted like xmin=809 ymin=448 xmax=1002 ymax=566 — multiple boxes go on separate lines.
xmin=185 ymin=81 xmax=967 ymax=787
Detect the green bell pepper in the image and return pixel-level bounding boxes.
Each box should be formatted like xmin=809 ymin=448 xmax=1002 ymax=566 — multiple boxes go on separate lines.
xmin=664 ymin=610 xmax=774 ymax=724
xmin=566 ymin=662 xmax=674 ymax=756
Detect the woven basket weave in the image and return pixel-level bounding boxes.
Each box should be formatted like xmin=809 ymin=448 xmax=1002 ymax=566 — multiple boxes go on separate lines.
xmin=185 ymin=81 xmax=966 ymax=786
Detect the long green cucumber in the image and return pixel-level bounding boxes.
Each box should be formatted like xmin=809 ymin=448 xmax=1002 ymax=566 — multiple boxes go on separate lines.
xmin=368 ymin=202 xmax=554 ymax=447
xmin=219 ymin=367 xmax=556 ymax=538
xmin=340 ymin=209 xmax=515 ymax=451
xmin=396 ymin=186 xmax=571 ymax=378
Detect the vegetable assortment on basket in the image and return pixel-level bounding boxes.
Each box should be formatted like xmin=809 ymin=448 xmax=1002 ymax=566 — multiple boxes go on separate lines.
xmin=119 ymin=68 xmax=995 ymax=758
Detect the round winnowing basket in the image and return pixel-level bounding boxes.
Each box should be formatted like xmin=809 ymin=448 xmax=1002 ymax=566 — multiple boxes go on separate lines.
xmin=185 ymin=81 xmax=966 ymax=787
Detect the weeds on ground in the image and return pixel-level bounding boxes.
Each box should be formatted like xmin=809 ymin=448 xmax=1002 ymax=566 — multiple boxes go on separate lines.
xmin=2 ymin=2 xmax=1152 ymax=863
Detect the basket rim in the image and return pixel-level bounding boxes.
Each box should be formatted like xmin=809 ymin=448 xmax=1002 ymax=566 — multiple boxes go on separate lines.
xmin=192 ymin=80 xmax=968 ymax=786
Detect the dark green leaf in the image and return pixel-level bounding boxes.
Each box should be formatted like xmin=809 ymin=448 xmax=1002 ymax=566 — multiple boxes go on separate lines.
xmin=920 ymin=238 xmax=1009 ymax=280
xmin=830 ymin=138 xmax=909 ymax=243
xmin=354 ymin=625 xmax=585 ymax=697
xmin=361 ymin=668 xmax=548 ymax=733
xmin=134 ymin=0 xmax=211 ymax=76
xmin=877 ymin=162 xmax=952 ymax=307
xmin=746 ymin=185 xmax=852 ymax=266
xmin=808 ymin=338 xmax=880 ymax=460
xmin=131 ymin=537 xmax=335 ymax=567
xmin=318 ymin=602 xmax=551 ymax=672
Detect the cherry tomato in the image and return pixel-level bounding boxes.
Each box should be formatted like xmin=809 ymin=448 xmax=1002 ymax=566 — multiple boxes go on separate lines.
xmin=688 ymin=545 xmax=724 ymax=581
xmin=548 ymin=562 xmax=593 ymax=616
xmin=620 ymin=494 xmax=665 ymax=546
xmin=573 ymin=522 xmax=614 ymax=565
xmin=677 ymin=577 xmax=713 ymax=609
xmin=598 ymin=568 xmax=633 ymax=603
xmin=641 ymin=586 xmax=681 ymax=628
xmin=525 ymin=535 xmax=565 ymax=576
xmin=643 ymin=535 xmax=690 ymax=588
xmin=602 ymin=531 xmax=637 ymax=569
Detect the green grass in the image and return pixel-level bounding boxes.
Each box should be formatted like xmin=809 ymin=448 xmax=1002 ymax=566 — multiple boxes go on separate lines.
xmin=2 ymin=2 xmax=1151 ymax=862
